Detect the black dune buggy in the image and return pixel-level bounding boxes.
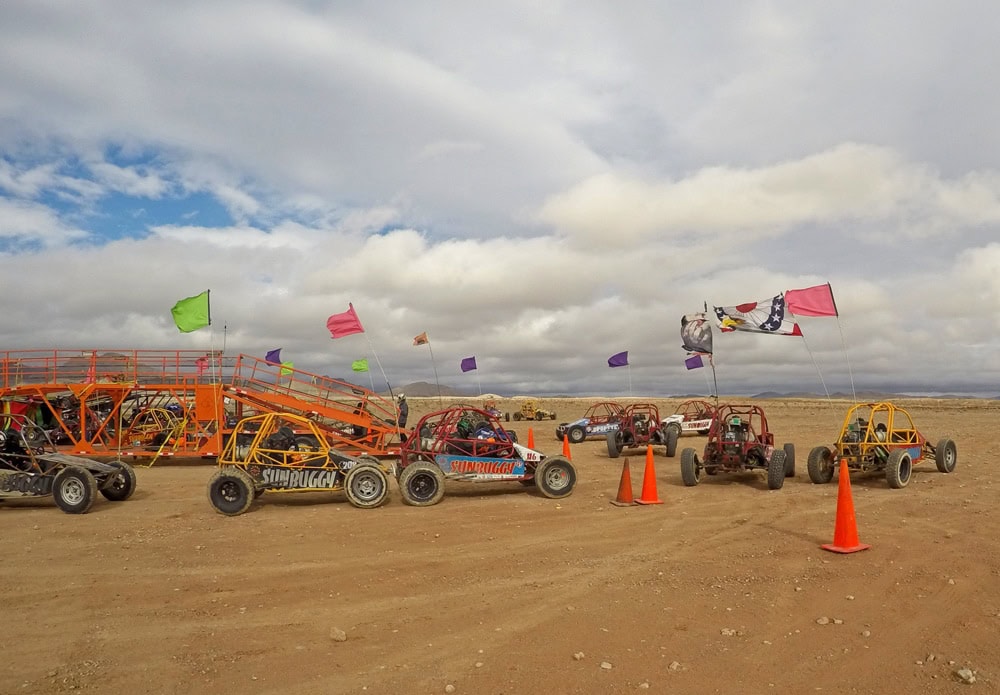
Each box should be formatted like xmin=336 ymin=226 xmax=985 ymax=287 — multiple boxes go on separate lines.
xmin=679 ymin=404 xmax=795 ymax=490
xmin=0 ymin=414 xmax=137 ymax=513
xmin=395 ymin=405 xmax=576 ymax=506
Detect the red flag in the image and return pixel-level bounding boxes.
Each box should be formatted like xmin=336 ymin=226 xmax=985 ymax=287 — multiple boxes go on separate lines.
xmin=785 ymin=283 xmax=838 ymax=317
xmin=326 ymin=303 xmax=365 ymax=339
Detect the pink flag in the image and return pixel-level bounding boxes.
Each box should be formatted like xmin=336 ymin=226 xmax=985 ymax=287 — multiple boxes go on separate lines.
xmin=195 ymin=356 xmax=209 ymax=376
xmin=326 ymin=303 xmax=365 ymax=339
xmin=785 ymin=283 xmax=838 ymax=317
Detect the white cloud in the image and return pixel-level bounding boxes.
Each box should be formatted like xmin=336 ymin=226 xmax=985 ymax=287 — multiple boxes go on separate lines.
xmin=0 ymin=198 xmax=88 ymax=245
xmin=1 ymin=2 xmax=1000 ymax=394
xmin=537 ymin=144 xmax=1000 ymax=245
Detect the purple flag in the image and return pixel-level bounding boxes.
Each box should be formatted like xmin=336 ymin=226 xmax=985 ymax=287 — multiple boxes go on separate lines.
xmin=607 ymin=351 xmax=628 ymax=368
xmin=685 ymin=354 xmax=704 ymax=370
xmin=460 ymin=356 xmax=477 ymax=373
xmin=265 ymin=348 xmax=282 ymax=365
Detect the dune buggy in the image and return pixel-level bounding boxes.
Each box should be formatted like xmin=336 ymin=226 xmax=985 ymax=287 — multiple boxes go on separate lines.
xmin=208 ymin=412 xmax=392 ymax=516
xmin=0 ymin=414 xmax=137 ymax=513
xmin=607 ymin=403 xmax=677 ymax=458
xmin=510 ymin=400 xmax=556 ymax=422
xmin=555 ymin=400 xmax=624 ymax=444
xmin=482 ymin=399 xmax=508 ymax=421
xmin=661 ymin=399 xmax=717 ymax=438
xmin=396 ymin=405 xmax=576 ymax=506
xmin=679 ymin=404 xmax=794 ymax=490
xmin=807 ymin=402 xmax=957 ymax=489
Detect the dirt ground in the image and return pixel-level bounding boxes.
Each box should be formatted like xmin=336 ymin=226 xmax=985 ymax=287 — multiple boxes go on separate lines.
xmin=2 ymin=397 xmax=998 ymax=695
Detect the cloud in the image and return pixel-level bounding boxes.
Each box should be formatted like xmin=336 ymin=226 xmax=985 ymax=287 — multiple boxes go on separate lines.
xmin=537 ymin=143 xmax=1000 ymax=244
xmin=0 ymin=198 xmax=88 ymax=246
xmin=2 ymin=2 xmax=1000 ymax=394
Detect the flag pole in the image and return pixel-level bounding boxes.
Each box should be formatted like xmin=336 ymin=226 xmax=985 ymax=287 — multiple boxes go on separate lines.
xmin=627 ymin=363 xmax=632 ymax=398
xmin=363 ymin=334 xmax=394 ymax=401
xmin=426 ymin=340 xmax=443 ymax=407
xmin=836 ymin=317 xmax=857 ymax=404
xmin=367 ymin=352 xmax=375 ymax=392
xmin=826 ymin=286 xmax=857 ymax=404
xmin=704 ymin=301 xmax=720 ymax=406
xmin=709 ymin=354 xmax=720 ymax=405
xmin=787 ymin=311 xmax=831 ymax=400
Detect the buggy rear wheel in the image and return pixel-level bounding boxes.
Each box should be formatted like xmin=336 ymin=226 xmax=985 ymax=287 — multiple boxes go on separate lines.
xmin=783 ymin=443 xmax=796 ymax=478
xmin=53 ymin=466 xmax=98 ymax=514
xmin=886 ymin=450 xmax=912 ymax=489
xmin=100 ymin=461 xmax=137 ymax=501
xmin=399 ymin=462 xmax=446 ymax=507
xmin=935 ymin=438 xmax=957 ymax=473
xmin=767 ymin=450 xmax=787 ymax=490
xmin=534 ymin=457 xmax=576 ymax=499
xmin=345 ymin=464 xmax=389 ymax=509
xmin=208 ymin=466 xmax=255 ymax=516
xmin=680 ymin=448 xmax=700 ymax=486
xmin=807 ymin=446 xmax=835 ymax=484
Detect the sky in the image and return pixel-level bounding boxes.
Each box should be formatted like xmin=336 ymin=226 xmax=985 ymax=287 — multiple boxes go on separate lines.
xmin=2 ymin=1 xmax=1000 ymax=397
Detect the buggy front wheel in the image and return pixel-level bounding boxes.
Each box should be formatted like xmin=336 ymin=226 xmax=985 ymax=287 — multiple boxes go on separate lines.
xmin=208 ymin=466 xmax=255 ymax=516
xmin=665 ymin=427 xmax=679 ymax=458
xmin=935 ymin=438 xmax=957 ymax=473
xmin=807 ymin=446 xmax=835 ymax=484
xmin=680 ymin=448 xmax=700 ymax=487
xmin=767 ymin=450 xmax=787 ymax=490
xmin=606 ymin=432 xmax=622 ymax=459
xmin=53 ymin=466 xmax=98 ymax=514
xmin=399 ymin=462 xmax=446 ymax=507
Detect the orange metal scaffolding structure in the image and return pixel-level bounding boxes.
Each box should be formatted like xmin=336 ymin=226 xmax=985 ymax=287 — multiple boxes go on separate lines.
xmin=0 ymin=350 xmax=401 ymax=460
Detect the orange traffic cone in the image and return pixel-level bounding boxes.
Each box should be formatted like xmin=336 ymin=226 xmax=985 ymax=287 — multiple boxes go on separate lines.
xmin=562 ymin=434 xmax=572 ymax=460
xmin=611 ymin=458 xmax=636 ymax=506
xmin=635 ymin=445 xmax=663 ymax=505
xmin=527 ymin=427 xmax=535 ymax=449
xmin=821 ymin=459 xmax=871 ymax=554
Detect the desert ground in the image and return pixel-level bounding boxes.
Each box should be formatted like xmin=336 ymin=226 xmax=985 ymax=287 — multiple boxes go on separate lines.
xmin=2 ymin=396 xmax=998 ymax=695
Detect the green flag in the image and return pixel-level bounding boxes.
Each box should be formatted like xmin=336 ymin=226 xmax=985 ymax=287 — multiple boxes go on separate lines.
xmin=171 ymin=290 xmax=210 ymax=333
xmin=351 ymin=358 xmax=369 ymax=373
xmin=280 ymin=361 xmax=294 ymax=376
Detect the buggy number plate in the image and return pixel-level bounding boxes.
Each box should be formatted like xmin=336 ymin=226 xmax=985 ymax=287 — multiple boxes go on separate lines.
xmin=437 ymin=456 xmax=526 ymax=478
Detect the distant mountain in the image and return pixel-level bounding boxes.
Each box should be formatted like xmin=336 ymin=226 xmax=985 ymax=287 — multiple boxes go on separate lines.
xmin=389 ymin=381 xmax=472 ymax=398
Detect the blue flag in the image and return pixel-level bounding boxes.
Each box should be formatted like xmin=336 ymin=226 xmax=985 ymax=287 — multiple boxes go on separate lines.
xmin=265 ymin=348 xmax=282 ymax=365
xmin=460 ymin=356 xmax=477 ymax=372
